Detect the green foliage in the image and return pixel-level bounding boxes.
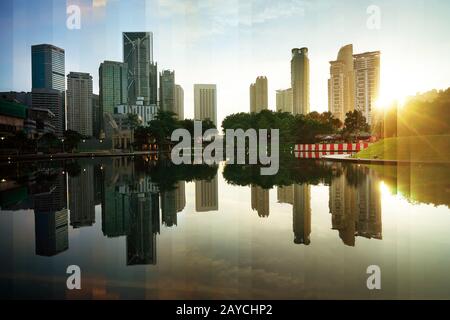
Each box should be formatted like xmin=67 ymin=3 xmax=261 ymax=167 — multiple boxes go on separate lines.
xmin=133 ymin=110 xmax=217 ymax=150
xmin=373 ymin=88 xmax=450 ymax=138
xmin=223 ymin=154 xmax=341 ymax=189
xmin=342 ymin=110 xmax=370 ymax=138
xmin=63 ymin=130 xmax=83 ymax=152
xmin=222 ymin=110 xmax=342 ymax=147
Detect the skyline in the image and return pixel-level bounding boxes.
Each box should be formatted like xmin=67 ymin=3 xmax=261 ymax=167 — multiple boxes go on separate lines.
xmin=1 ymin=0 xmax=450 ymax=126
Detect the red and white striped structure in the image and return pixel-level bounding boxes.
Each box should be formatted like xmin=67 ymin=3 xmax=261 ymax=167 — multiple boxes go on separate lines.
xmin=295 ymin=151 xmax=346 ymax=159
xmin=294 ymin=143 xmax=369 ymax=152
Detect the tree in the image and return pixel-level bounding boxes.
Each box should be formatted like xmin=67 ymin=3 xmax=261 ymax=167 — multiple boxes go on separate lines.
xmin=63 ymin=130 xmax=83 ymax=153
xmin=342 ymin=110 xmax=370 ymax=139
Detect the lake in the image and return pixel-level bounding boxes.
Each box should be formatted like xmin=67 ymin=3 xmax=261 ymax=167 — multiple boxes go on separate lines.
xmin=0 ymin=156 xmax=449 ymax=299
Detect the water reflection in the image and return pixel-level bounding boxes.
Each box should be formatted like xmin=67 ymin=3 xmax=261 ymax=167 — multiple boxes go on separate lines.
xmin=0 ymin=156 xmax=449 ymax=298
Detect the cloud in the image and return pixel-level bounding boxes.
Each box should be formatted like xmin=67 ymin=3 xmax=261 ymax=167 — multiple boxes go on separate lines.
xmin=156 ymin=0 xmax=307 ymax=38
xmin=93 ymin=0 xmax=108 ymax=7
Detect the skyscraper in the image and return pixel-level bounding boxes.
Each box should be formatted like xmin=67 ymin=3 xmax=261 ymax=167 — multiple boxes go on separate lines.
xmin=353 ymin=51 xmax=380 ymax=125
xmin=31 ymin=44 xmax=65 ymax=136
xmin=175 ymin=84 xmax=184 ymax=120
xmin=67 ymin=72 xmax=93 ymax=136
xmin=291 ymin=47 xmax=310 ymax=115
xmin=159 ymin=70 xmax=175 ymax=114
xmin=328 ymin=44 xmax=355 ymax=123
xmin=328 ymin=47 xmax=380 ymax=125
xmin=194 ymin=84 xmax=217 ymax=126
xmin=99 ymin=61 xmax=128 ymax=115
xmin=32 ymin=44 xmax=65 ymax=91
xmin=276 ymin=88 xmax=293 ymax=113
xmin=249 ymin=76 xmax=268 ymax=113
xmin=31 ymin=88 xmax=64 ymax=137
xmin=123 ymin=32 xmax=157 ymax=105
xmin=92 ymin=94 xmax=101 ymax=138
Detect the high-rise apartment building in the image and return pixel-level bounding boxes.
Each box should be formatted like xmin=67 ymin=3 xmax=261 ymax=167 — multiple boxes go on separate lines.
xmin=353 ymin=51 xmax=380 ymax=125
xmin=291 ymin=47 xmax=310 ymax=115
xmin=67 ymin=72 xmax=93 ymax=136
xmin=328 ymin=44 xmax=355 ymax=123
xmin=175 ymin=84 xmax=184 ymax=120
xmin=249 ymin=76 xmax=268 ymax=113
xmin=276 ymin=88 xmax=293 ymax=113
xmin=194 ymin=84 xmax=217 ymax=126
xmin=123 ymin=32 xmax=157 ymax=105
xmin=159 ymin=70 xmax=175 ymax=114
xmin=328 ymin=46 xmax=380 ymax=125
xmin=31 ymin=44 xmax=65 ymax=136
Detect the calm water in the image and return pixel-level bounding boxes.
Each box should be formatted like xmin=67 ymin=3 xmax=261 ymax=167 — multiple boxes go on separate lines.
xmin=0 ymin=156 xmax=449 ymax=299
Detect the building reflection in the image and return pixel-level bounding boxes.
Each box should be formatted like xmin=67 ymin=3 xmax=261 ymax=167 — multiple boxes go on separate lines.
xmin=33 ymin=173 xmax=69 ymax=256
xmin=293 ymin=184 xmax=311 ymax=245
xmin=328 ymin=164 xmax=382 ymax=246
xmin=195 ymin=174 xmax=218 ymax=212
xmin=0 ymin=156 xmax=392 ymax=264
xmin=277 ymin=184 xmax=311 ymax=245
xmin=251 ymin=185 xmax=270 ymax=217
xmin=68 ymin=165 xmax=95 ymax=228
xmin=277 ymin=185 xmax=293 ymax=205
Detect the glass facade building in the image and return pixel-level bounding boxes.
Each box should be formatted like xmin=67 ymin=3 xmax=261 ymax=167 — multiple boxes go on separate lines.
xmin=31 ymin=44 xmax=65 ymax=137
xmin=123 ymin=32 xmax=157 ymax=105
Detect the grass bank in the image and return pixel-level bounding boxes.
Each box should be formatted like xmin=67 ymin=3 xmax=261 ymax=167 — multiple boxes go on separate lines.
xmin=353 ymin=135 xmax=450 ymax=162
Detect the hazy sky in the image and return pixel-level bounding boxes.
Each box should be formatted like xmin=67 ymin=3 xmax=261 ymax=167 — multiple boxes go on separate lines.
xmin=1 ymin=0 xmax=449 ymax=125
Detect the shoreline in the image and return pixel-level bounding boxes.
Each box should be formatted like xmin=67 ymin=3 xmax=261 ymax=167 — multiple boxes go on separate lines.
xmin=0 ymin=151 xmax=158 ymax=163
xmin=321 ymin=154 xmax=449 ymax=165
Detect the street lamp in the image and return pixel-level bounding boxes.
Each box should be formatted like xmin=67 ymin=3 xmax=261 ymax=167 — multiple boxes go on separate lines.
xmin=61 ymin=138 xmax=65 ymax=153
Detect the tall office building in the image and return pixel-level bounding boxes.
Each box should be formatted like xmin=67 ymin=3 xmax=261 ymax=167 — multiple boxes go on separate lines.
xmin=99 ymin=61 xmax=128 ymax=115
xmin=249 ymin=76 xmax=268 ymax=113
xmin=195 ymin=175 xmax=218 ymax=212
xmin=276 ymin=88 xmax=293 ymax=113
xmin=175 ymin=84 xmax=184 ymax=120
xmin=31 ymin=88 xmax=64 ymax=137
xmin=92 ymin=94 xmax=101 ymax=138
xmin=328 ymin=44 xmax=355 ymax=123
xmin=159 ymin=70 xmax=175 ymax=114
xmin=353 ymin=51 xmax=380 ymax=125
xmin=31 ymin=44 xmax=65 ymax=136
xmin=123 ymin=32 xmax=157 ymax=105
xmin=194 ymin=84 xmax=217 ymax=126
xmin=291 ymin=47 xmax=310 ymax=115
xmin=251 ymin=185 xmax=270 ymax=217
xmin=67 ymin=72 xmax=93 ymax=136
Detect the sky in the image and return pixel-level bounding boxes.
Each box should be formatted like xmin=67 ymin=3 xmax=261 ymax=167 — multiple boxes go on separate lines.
xmin=1 ymin=0 xmax=450 ymax=125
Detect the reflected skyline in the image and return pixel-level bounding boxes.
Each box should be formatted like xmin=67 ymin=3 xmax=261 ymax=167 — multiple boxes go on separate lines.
xmin=1 ymin=156 xmax=445 ymax=262
xmin=0 ymin=157 xmax=449 ymax=299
